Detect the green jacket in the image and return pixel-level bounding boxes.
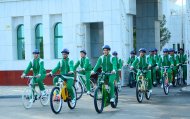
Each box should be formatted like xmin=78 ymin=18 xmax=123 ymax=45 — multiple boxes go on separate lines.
xmin=51 ymin=58 xmax=74 ymax=75
xmin=158 ymin=55 xmax=170 ymax=67
xmin=115 ymin=57 xmax=123 ymax=70
xmin=127 ymin=56 xmax=136 ymax=65
xmin=74 ymin=57 xmax=92 ymax=71
xmin=147 ymin=54 xmax=156 ymax=66
xmin=169 ymin=54 xmax=179 ymax=66
xmin=154 ymin=54 xmax=161 ymax=65
xmin=178 ymin=53 xmax=187 ymax=64
xmin=23 ymin=58 xmax=46 ymax=76
xmin=132 ymin=55 xmax=148 ymax=69
xmin=93 ymin=54 xmax=117 ymax=72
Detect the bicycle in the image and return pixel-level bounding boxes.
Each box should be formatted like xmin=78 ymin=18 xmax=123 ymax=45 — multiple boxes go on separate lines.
xmin=177 ymin=63 xmax=187 ymax=86
xmin=161 ymin=66 xmax=170 ymax=95
xmin=75 ymin=70 xmax=96 ymax=100
xmin=136 ymin=68 xmax=151 ymax=103
xmin=128 ymin=68 xmax=137 ymax=88
xmin=94 ymin=72 xmax=118 ymax=113
xmin=49 ymin=74 xmax=77 ymax=114
xmin=22 ymin=76 xmax=50 ymax=109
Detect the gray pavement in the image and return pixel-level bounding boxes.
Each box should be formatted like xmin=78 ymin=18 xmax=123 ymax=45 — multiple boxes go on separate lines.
xmin=0 ymin=86 xmax=190 ymax=119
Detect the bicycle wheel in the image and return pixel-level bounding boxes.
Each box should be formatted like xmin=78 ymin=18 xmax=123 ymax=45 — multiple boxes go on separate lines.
xmin=90 ymin=80 xmax=96 ymax=97
xmin=136 ymin=80 xmax=143 ymax=103
xmin=111 ymin=86 xmax=118 ymax=108
xmin=68 ymin=86 xmax=77 ymax=109
xmin=22 ymin=87 xmax=34 ymax=109
xmin=163 ymin=77 xmax=169 ymax=95
xmin=75 ymin=80 xmax=83 ymax=100
xmin=40 ymin=86 xmax=50 ymax=106
xmin=94 ymin=86 xmax=104 ymax=113
xmin=50 ymin=87 xmax=62 ymax=114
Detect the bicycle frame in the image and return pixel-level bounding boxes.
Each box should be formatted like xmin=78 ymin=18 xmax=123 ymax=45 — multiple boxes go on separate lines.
xmin=137 ymin=69 xmax=148 ymax=92
xmin=97 ymin=72 xmax=113 ymax=107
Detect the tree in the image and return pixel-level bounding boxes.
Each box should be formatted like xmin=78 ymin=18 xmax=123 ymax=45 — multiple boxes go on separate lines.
xmin=160 ymin=15 xmax=171 ymax=49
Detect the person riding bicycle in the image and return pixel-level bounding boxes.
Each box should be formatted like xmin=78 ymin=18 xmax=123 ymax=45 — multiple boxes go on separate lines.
xmin=147 ymin=48 xmax=157 ymax=86
xmin=126 ymin=51 xmax=136 ymax=66
xmin=154 ymin=48 xmax=161 ymax=84
xmin=112 ymin=51 xmax=123 ymax=88
xmin=46 ymin=48 xmax=76 ymax=104
xmin=178 ymin=48 xmax=187 ymax=83
xmin=21 ymin=49 xmax=47 ymax=98
xmin=168 ymin=48 xmax=179 ymax=85
xmin=74 ymin=50 xmax=92 ymax=95
xmin=131 ymin=48 xmax=152 ymax=94
xmin=158 ymin=48 xmax=172 ymax=87
xmin=91 ymin=45 xmax=117 ymax=103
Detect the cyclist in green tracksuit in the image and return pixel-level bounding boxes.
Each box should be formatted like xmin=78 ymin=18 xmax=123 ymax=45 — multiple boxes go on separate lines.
xmin=147 ymin=49 xmax=157 ymax=86
xmin=112 ymin=51 xmax=123 ymax=86
xmin=91 ymin=45 xmax=117 ymax=102
xmin=168 ymin=48 xmax=179 ymax=85
xmin=154 ymin=48 xmax=161 ymax=83
xmin=178 ymin=48 xmax=187 ymax=83
xmin=21 ymin=49 xmax=47 ymax=97
xmin=46 ymin=49 xmax=76 ymax=104
xmin=158 ymin=48 xmax=172 ymax=87
xmin=131 ymin=48 xmax=152 ymax=94
xmin=74 ymin=50 xmax=92 ymax=95
xmin=126 ymin=51 xmax=136 ymax=66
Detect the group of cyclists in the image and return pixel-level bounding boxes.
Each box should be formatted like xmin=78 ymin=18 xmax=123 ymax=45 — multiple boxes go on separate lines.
xmin=20 ymin=44 xmax=187 ymax=113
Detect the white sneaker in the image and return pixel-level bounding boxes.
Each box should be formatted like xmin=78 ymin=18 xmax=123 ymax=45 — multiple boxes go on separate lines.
xmin=29 ymin=99 xmax=33 ymax=103
xmin=153 ymin=82 xmax=157 ymax=85
xmin=41 ymin=90 xmax=47 ymax=97
xmin=169 ymin=83 xmax=172 ymax=86
xmin=149 ymin=90 xmax=152 ymax=93
xmin=110 ymin=98 xmax=115 ymax=103
xmin=175 ymin=77 xmax=177 ymax=80
xmin=87 ymin=91 xmax=90 ymax=95
xmin=71 ymin=98 xmax=76 ymax=105
xmin=161 ymin=84 xmax=163 ymax=88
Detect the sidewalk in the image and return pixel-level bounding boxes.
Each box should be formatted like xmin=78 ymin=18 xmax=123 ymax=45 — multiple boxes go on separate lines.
xmin=0 ymin=86 xmax=53 ymax=98
xmin=181 ymin=85 xmax=190 ymax=92
xmin=0 ymin=86 xmax=25 ymax=98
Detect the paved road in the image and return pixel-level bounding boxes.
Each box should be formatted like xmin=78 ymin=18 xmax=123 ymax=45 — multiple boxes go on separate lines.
xmin=0 ymin=87 xmax=190 ymax=119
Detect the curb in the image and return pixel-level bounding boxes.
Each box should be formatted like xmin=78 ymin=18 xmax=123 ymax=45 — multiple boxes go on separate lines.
xmin=0 ymin=95 xmax=21 ymax=99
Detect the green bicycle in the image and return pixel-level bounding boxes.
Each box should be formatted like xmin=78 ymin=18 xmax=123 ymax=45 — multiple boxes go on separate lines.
xmin=94 ymin=72 xmax=118 ymax=113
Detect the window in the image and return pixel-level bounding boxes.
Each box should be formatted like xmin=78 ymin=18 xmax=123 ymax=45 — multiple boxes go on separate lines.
xmin=173 ymin=44 xmax=176 ymax=51
xmin=54 ymin=22 xmax=63 ymax=59
xmin=17 ymin=24 xmax=25 ymax=60
xmin=35 ymin=23 xmax=43 ymax=58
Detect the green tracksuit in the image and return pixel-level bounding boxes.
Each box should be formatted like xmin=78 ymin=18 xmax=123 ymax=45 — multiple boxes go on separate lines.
xmin=158 ymin=55 xmax=172 ymax=83
xmin=115 ymin=57 xmax=123 ymax=82
xmin=127 ymin=56 xmax=136 ymax=66
xmin=169 ymin=54 xmax=179 ymax=81
xmin=23 ymin=58 xmax=46 ymax=91
xmin=74 ymin=56 xmax=92 ymax=92
xmin=147 ymin=54 xmax=157 ymax=84
xmin=155 ymin=54 xmax=161 ymax=80
xmin=178 ymin=53 xmax=187 ymax=81
xmin=132 ymin=55 xmax=152 ymax=90
xmin=93 ymin=54 xmax=117 ymax=98
xmin=50 ymin=58 xmax=75 ymax=99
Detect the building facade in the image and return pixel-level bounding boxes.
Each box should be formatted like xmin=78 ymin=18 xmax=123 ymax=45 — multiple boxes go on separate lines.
xmin=0 ymin=0 xmax=164 ymax=85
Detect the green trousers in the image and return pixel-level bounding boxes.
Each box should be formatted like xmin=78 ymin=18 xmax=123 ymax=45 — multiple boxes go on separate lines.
xmin=183 ymin=65 xmax=187 ymax=81
xmin=137 ymin=70 xmax=152 ymax=90
xmin=116 ymin=71 xmax=121 ymax=82
xmin=161 ymin=68 xmax=172 ymax=83
xmin=32 ymin=74 xmax=46 ymax=91
xmin=79 ymin=71 xmax=91 ymax=92
xmin=103 ymin=74 xmax=116 ymax=99
xmin=53 ymin=76 xmax=75 ymax=99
